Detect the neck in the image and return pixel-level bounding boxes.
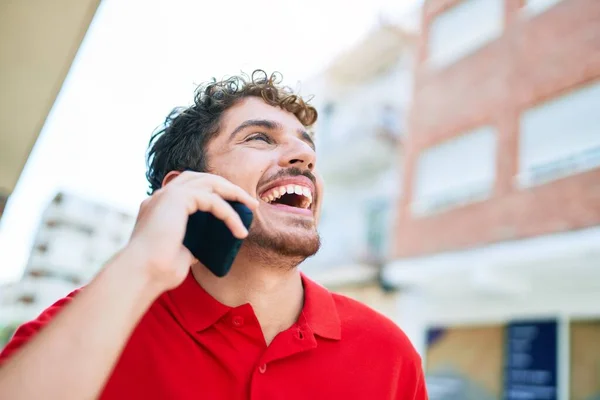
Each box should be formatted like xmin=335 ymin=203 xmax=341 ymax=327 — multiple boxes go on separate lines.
xmin=190 ymin=252 xmax=304 ymax=346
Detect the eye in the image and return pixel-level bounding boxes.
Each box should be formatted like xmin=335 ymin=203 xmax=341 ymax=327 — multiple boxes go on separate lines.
xmin=246 ymin=133 xmax=273 ymax=143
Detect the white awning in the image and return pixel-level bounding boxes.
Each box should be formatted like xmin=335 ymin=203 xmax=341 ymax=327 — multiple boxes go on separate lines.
xmin=303 ymin=263 xmax=378 ymax=288
xmin=382 ymin=226 xmax=600 ymax=297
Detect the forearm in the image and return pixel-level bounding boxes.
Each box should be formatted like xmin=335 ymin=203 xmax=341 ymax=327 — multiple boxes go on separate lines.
xmin=0 ymin=247 xmax=162 ymax=400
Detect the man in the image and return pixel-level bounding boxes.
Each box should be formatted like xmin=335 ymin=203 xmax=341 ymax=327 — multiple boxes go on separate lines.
xmin=0 ymin=70 xmax=427 ymax=399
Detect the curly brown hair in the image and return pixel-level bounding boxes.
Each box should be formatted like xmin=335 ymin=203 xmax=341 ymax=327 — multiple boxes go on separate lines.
xmin=145 ymin=70 xmax=318 ymax=194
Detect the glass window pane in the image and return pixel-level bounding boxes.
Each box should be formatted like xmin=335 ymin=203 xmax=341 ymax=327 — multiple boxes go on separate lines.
xmin=413 ymin=126 xmax=497 ymax=214
xmin=519 ymin=80 xmax=600 ymax=186
xmin=429 ymin=0 xmax=503 ymax=68
xmin=525 ymin=0 xmax=563 ymax=15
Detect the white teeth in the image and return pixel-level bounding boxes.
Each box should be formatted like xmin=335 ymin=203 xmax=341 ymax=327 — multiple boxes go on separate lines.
xmin=302 ymin=187 xmax=312 ymax=200
xmin=261 ymin=184 xmax=314 ymax=209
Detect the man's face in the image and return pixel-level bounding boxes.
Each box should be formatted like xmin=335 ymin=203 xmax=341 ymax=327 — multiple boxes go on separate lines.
xmin=205 ymin=97 xmax=323 ymax=260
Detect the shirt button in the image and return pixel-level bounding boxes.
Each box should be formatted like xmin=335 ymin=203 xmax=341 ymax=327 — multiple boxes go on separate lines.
xmin=258 ymin=364 xmax=267 ymax=374
xmin=232 ymin=316 xmax=244 ymax=327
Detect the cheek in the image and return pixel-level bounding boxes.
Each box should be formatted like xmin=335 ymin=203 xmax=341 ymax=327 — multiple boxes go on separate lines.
xmin=223 ymin=169 xmax=261 ymax=193
xmin=214 ymin=154 xmax=268 ymax=194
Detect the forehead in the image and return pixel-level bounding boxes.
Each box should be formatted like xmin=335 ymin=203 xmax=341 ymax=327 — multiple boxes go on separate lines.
xmin=219 ymin=97 xmax=307 ymax=135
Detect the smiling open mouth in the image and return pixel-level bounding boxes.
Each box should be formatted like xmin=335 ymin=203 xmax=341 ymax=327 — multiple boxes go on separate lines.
xmin=260 ymin=184 xmax=313 ymax=210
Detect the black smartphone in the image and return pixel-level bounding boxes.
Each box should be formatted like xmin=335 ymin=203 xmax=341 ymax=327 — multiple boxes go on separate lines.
xmin=182 ymin=201 xmax=254 ymax=277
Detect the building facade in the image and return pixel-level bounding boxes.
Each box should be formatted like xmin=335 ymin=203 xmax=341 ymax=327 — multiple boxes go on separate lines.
xmin=0 ymin=192 xmax=135 ymax=347
xmin=299 ymin=24 xmax=415 ymax=316
xmin=382 ymin=1 xmax=600 ymax=399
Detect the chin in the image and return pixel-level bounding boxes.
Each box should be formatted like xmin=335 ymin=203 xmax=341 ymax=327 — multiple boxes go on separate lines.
xmin=245 ymin=224 xmax=321 ymax=259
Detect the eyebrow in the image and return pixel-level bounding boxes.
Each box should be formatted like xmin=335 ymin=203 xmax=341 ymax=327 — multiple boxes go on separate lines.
xmin=230 ymin=119 xmax=316 ymax=150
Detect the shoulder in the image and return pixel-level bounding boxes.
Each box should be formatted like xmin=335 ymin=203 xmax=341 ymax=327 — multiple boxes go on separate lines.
xmin=331 ymin=292 xmax=420 ymax=361
xmin=330 ymin=293 xmax=428 ymax=398
xmin=0 ymin=288 xmax=82 ymax=364
xmin=332 ymin=291 xmax=407 ymax=339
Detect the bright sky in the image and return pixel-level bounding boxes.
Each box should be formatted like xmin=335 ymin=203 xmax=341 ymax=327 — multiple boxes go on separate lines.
xmin=0 ymin=0 xmax=421 ymax=284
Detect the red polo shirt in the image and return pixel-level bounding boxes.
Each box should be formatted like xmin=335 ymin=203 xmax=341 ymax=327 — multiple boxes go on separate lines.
xmin=1 ymin=273 xmax=427 ymax=399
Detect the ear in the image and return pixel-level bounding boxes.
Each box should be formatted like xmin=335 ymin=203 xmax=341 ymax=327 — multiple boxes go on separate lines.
xmin=162 ymin=170 xmax=183 ymax=188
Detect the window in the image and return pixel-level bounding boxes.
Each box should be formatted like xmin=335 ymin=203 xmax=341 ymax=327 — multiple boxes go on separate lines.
xmin=317 ymin=102 xmax=335 ymax=148
xmin=428 ymin=0 xmax=503 ymax=68
xmin=426 ymin=325 xmax=504 ymax=399
xmin=76 ymin=225 xmax=94 ymax=236
xmin=119 ymin=211 xmax=131 ymax=222
xmin=67 ymin=275 xmax=82 ymax=285
xmin=17 ymin=294 xmax=36 ymax=305
xmin=379 ymin=105 xmax=404 ymax=141
xmin=52 ymin=193 xmax=63 ymax=205
xmin=570 ymin=320 xmax=600 ymax=400
xmin=365 ymin=198 xmax=394 ymax=261
xmin=28 ymin=269 xmax=52 ymax=278
xmin=519 ymin=80 xmax=600 ymax=187
xmin=322 ymin=102 xmax=335 ymax=116
xmin=523 ymin=0 xmax=563 ymax=15
xmin=413 ymin=126 xmax=497 ymax=215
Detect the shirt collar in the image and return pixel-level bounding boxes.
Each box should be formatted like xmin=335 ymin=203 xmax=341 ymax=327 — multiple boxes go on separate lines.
xmin=166 ymin=271 xmax=232 ymax=332
xmin=166 ymin=271 xmax=341 ymax=341
xmin=300 ymin=273 xmax=341 ymax=340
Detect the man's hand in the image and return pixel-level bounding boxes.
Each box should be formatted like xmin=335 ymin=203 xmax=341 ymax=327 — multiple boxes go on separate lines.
xmin=127 ymin=171 xmax=259 ymax=292
xmin=0 ymin=171 xmax=258 ymax=400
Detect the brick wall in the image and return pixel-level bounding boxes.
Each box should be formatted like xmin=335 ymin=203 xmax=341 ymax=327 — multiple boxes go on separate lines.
xmin=395 ymin=0 xmax=600 ymax=258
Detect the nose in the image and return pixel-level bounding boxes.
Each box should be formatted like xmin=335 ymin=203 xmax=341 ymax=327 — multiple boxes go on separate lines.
xmin=279 ymin=138 xmax=316 ymax=171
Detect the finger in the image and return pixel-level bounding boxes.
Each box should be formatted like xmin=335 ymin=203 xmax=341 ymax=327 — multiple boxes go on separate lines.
xmin=131 ymin=197 xmax=152 ymax=235
xmin=202 ymin=177 xmax=259 ymax=211
xmin=175 ymin=172 xmax=258 ymax=211
xmin=190 ymin=192 xmax=249 ymax=239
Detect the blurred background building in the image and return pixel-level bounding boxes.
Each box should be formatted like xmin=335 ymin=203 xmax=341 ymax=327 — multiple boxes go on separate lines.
xmin=0 ymin=193 xmax=135 ymax=346
xmin=300 ymin=23 xmax=415 ymax=317
xmin=379 ymin=0 xmax=600 ymax=399
xmin=0 ymin=0 xmax=103 ymax=347
xmin=1 ymin=0 xmax=599 ymax=399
